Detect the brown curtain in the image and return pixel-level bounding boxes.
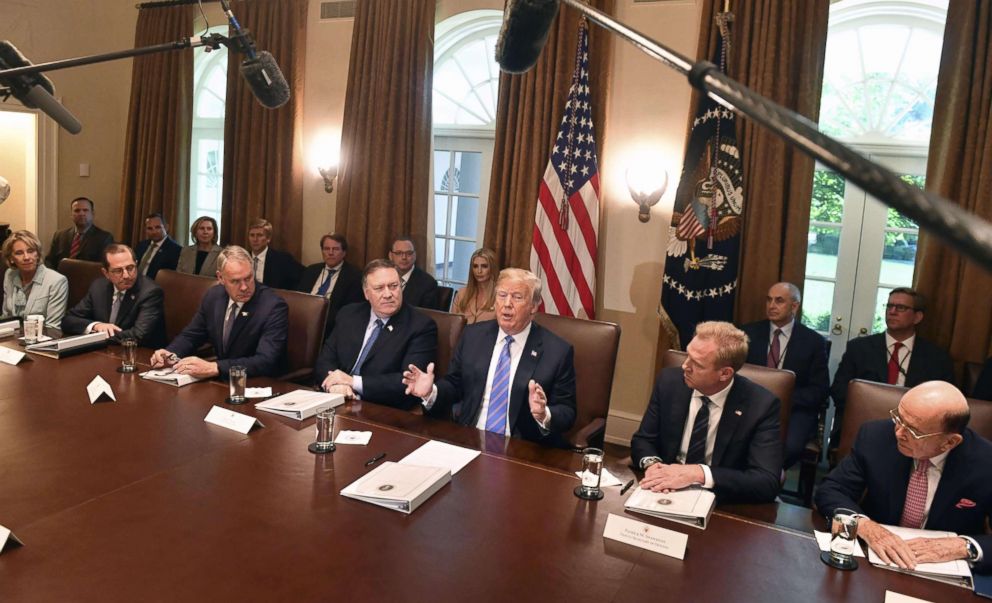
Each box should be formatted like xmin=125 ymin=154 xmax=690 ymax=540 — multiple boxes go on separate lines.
xmin=119 ymin=4 xmax=194 ymax=246
xmin=697 ymin=0 xmax=831 ymax=324
xmin=483 ymin=1 xmax=614 ymax=272
xmin=914 ymin=0 xmax=992 ymax=365
xmin=221 ymin=0 xmax=307 ymax=256
xmin=334 ymin=0 xmax=434 ymax=268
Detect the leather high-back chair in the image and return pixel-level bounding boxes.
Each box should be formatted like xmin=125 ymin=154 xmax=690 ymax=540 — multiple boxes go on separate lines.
xmin=534 ymin=313 xmax=620 ymax=450
xmin=964 ymin=361 xmax=984 ymax=397
xmin=57 ymin=259 xmax=104 ymax=308
xmin=155 ymin=270 xmax=218 ymax=342
xmin=418 ymin=307 xmax=466 ymax=378
xmin=435 ymin=286 xmax=455 ymax=312
xmin=273 ymin=288 xmax=328 ymax=382
xmin=660 ymin=349 xmax=796 ymax=441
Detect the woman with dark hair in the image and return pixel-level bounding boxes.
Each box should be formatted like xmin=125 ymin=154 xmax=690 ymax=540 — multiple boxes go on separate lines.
xmin=451 ymin=248 xmax=499 ymax=324
xmin=176 ymin=216 xmax=222 ymax=276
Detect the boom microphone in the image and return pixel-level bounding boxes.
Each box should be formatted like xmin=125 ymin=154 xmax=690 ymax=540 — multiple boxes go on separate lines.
xmin=0 ymin=41 xmax=82 ymax=134
xmin=495 ymin=0 xmax=561 ymax=74
xmin=219 ymin=0 xmax=290 ymax=109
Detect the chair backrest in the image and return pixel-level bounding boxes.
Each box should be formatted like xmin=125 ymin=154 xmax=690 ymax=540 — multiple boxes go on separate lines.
xmin=964 ymin=361 xmax=983 ymax=397
xmin=417 ymin=308 xmax=466 ymax=377
xmin=57 ymin=258 xmax=104 ymax=308
xmin=534 ymin=313 xmax=621 ymax=449
xmin=272 ymin=288 xmax=328 ymax=380
xmin=155 ymin=269 xmax=219 ymax=342
xmin=435 ymin=286 xmax=454 ymax=312
xmin=660 ymin=349 xmax=796 ymax=441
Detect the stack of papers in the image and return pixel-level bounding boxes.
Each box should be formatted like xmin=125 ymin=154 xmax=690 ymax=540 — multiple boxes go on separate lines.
xmin=254 ymin=390 xmax=345 ymax=420
xmin=398 ymin=440 xmax=480 ymax=475
xmin=140 ymin=369 xmax=202 ymax=387
xmin=624 ymin=486 xmax=716 ymax=529
xmin=866 ymin=525 xmax=973 ymax=589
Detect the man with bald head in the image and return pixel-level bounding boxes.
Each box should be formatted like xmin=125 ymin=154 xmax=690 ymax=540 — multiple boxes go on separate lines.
xmin=816 ymin=381 xmax=992 ymax=573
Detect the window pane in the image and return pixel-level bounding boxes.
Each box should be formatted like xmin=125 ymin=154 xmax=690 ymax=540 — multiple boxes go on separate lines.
xmin=434 ymin=236 xmax=448 ymax=279
xmin=806 ymin=225 xmax=840 ymax=279
xmin=880 ymin=231 xmax=917 ymax=282
xmin=435 ymin=195 xmax=449 ymax=237
xmin=873 ymin=287 xmax=894 ymax=334
xmin=800 ymin=279 xmax=834 ymax=333
xmin=810 ymin=170 xmax=845 ymax=224
xmin=451 ymin=240 xmax=475 ymax=282
xmin=453 ymin=196 xmax=479 ymax=238
xmin=434 ymin=151 xmax=452 ymax=193
xmin=453 ymin=152 xmax=481 ymax=194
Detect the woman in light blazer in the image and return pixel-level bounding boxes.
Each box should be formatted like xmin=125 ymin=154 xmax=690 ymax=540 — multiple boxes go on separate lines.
xmin=2 ymin=229 xmax=69 ymax=328
xmin=176 ymin=216 xmax=223 ymax=277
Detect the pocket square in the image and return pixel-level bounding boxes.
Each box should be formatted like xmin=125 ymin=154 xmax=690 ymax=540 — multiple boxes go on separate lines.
xmin=956 ymin=498 xmax=977 ymax=509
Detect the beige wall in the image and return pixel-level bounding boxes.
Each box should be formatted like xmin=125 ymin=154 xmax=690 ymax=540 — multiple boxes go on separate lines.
xmin=0 ymin=111 xmax=37 ymax=234
xmin=2 ymin=0 xmax=703 ymax=444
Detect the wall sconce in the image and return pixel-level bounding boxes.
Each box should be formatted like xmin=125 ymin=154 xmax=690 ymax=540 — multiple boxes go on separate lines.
xmin=318 ymin=165 xmax=338 ymax=193
xmin=626 ymin=167 xmax=668 ymax=223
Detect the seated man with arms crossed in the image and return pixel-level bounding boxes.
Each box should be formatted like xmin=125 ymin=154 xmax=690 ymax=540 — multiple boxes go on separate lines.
xmin=150 ymin=245 xmax=288 ymax=378
xmin=313 ymin=259 xmax=437 ymax=409
xmin=61 ymin=244 xmax=166 ymax=347
xmin=403 ymin=268 xmax=576 ymax=447
xmin=631 ymin=321 xmax=783 ymax=504
xmin=815 ymin=381 xmax=991 ymax=573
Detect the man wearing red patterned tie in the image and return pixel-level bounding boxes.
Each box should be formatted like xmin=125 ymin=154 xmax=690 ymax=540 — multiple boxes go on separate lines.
xmin=828 ymin=287 xmax=954 ymax=448
xmin=44 ymin=197 xmax=115 ymax=270
xmin=816 ymin=381 xmax=992 ymax=573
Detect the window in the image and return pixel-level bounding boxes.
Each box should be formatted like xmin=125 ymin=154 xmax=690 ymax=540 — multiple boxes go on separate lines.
xmin=431 ymin=11 xmax=501 ymax=287
xmin=188 ymin=26 xmax=228 ymax=243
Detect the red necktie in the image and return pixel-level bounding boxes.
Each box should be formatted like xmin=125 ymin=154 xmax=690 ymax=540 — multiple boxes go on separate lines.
xmin=767 ymin=328 xmax=783 ymax=368
xmin=887 ymin=342 xmax=903 ymax=384
xmin=899 ymin=459 xmax=930 ymax=528
xmin=69 ymin=232 xmax=82 ymax=258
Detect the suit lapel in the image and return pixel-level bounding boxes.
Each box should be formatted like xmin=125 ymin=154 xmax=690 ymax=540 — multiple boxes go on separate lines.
xmin=926 ymin=442 xmax=964 ymax=528
xmin=712 ymin=380 xmax=746 ymax=466
xmin=117 ymin=285 xmax=139 ymax=325
xmin=889 ymin=454 xmax=914 ymax=521
xmin=666 ymin=379 xmax=693 ymax=462
xmin=464 ymin=322 xmax=499 ymax=425
xmin=752 ymin=321 xmax=771 ymax=365
xmin=361 ymin=305 xmax=404 ymax=367
xmin=508 ymin=324 xmax=542 ymax=430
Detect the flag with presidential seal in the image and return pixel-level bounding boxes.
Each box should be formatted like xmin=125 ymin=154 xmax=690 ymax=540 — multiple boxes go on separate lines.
xmin=661 ymin=11 xmax=744 ymax=346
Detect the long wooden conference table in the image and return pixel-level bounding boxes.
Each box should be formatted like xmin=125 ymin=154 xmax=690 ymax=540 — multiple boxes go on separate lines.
xmin=0 ymin=340 xmax=977 ymax=601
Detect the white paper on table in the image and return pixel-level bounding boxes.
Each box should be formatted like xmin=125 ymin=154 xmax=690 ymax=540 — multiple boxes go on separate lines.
xmin=399 ymin=440 xmax=480 ymax=475
xmin=335 ymin=430 xmax=372 ymax=445
xmin=573 ymin=467 xmax=624 ymax=487
xmin=866 ymin=525 xmax=972 ymax=578
xmin=245 ymin=387 xmax=272 ymax=398
xmin=0 ymin=346 xmax=27 ymax=366
xmin=86 ymin=375 xmax=116 ymax=403
xmin=885 ymin=591 xmax=934 ymax=603
xmin=813 ymin=530 xmax=866 ymax=557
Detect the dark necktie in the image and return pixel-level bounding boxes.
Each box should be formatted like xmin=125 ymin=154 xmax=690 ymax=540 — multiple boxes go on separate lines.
xmin=351 ymin=319 xmax=383 ymax=375
xmin=108 ymin=291 xmax=123 ymax=325
xmin=887 ymin=342 xmax=903 ymax=384
xmin=685 ymin=396 xmax=712 ymax=465
xmin=222 ymin=303 xmax=239 ymax=351
xmin=316 ymin=268 xmax=338 ymax=297
xmin=138 ymin=242 xmax=158 ymax=275
xmin=767 ymin=328 xmax=783 ymax=368
xmin=252 ymin=256 xmax=260 ymax=282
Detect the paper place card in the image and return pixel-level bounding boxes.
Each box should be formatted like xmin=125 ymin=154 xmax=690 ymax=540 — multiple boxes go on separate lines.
xmin=204 ymin=405 xmax=263 ymax=434
xmin=0 ymin=524 xmax=24 ymax=554
xmin=813 ymin=530 xmax=866 ymax=557
xmin=0 ymin=346 xmax=27 ymax=366
xmin=574 ymin=467 xmax=624 ymax=488
xmin=86 ymin=375 xmax=116 ymax=404
xmin=885 ymin=592 xmax=933 ymax=603
xmin=335 ymin=430 xmax=373 ymax=445
xmin=603 ymin=513 xmax=688 ymax=560
xmin=246 ymin=387 xmax=272 ymax=398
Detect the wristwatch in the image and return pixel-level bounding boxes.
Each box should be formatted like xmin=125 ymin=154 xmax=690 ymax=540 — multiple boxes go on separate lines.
xmin=964 ymin=538 xmax=980 ymax=562
xmin=640 ymin=457 xmax=662 ymax=470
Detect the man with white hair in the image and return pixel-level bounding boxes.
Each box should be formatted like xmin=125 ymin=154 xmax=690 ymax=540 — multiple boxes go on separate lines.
xmin=403 ymin=268 xmax=576 ymax=446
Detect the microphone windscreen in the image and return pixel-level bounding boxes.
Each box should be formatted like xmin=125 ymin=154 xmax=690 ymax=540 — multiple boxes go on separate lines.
xmin=23 ymin=85 xmax=82 ymax=134
xmin=495 ymin=0 xmax=560 ymax=74
xmin=239 ymin=51 xmax=290 ymax=109
xmin=0 ymin=40 xmax=55 ymax=95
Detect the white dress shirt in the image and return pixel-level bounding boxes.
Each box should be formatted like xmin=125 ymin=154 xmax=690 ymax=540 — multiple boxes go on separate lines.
xmin=139 ymin=240 xmax=160 ymax=275
xmin=309 ymin=263 xmax=342 ymax=297
xmin=350 ymin=310 xmax=392 ymax=396
xmin=676 ymin=379 xmax=734 ymax=488
xmin=767 ymin=319 xmax=795 ymax=368
xmin=884 ymin=332 xmax=915 ymax=386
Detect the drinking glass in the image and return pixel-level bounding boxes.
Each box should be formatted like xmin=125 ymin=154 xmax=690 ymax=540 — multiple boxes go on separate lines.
xmin=574 ymin=447 xmax=605 ymax=500
xmin=308 ymin=408 xmax=336 ymax=454
xmin=120 ymin=336 xmax=137 ymax=373
xmin=820 ymin=507 xmax=859 ymax=570
xmin=228 ymin=365 xmax=247 ymax=404
xmin=23 ymin=315 xmax=44 ymax=344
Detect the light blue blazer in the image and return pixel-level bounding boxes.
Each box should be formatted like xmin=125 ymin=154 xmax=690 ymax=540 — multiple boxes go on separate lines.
xmin=3 ymin=264 xmax=69 ymax=328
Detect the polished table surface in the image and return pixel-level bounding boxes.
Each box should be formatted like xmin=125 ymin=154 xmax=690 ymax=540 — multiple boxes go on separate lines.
xmin=0 ymin=341 xmax=978 ymax=601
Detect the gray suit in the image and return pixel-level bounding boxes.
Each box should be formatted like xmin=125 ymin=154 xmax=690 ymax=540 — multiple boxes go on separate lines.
xmin=176 ymin=245 xmax=222 ymax=277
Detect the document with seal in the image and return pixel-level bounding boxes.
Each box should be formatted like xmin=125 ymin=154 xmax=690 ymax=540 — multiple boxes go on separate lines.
xmin=340 ymin=461 xmax=451 ymax=514
xmin=254 ymin=390 xmax=345 ymax=420
xmin=603 ymin=513 xmax=688 ymax=560
xmin=624 ymin=486 xmax=716 ymax=530
xmin=25 ymin=331 xmax=108 ymax=359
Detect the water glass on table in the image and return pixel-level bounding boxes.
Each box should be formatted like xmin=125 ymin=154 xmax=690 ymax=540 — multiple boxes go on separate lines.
xmin=821 ymin=507 xmax=860 ymax=570
xmin=119 ymin=336 xmax=137 ymax=373
xmin=309 ymin=408 xmax=336 ymax=454
xmin=228 ymin=365 xmax=247 ymax=404
xmin=574 ymin=447 xmax=605 ymax=500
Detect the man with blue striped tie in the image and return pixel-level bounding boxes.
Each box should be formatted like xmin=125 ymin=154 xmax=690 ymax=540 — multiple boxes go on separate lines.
xmin=403 ymin=268 xmax=576 ymax=446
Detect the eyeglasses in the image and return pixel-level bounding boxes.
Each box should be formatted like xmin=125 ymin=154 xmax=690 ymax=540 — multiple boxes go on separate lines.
xmin=889 ymin=408 xmax=945 ymax=440
xmin=884 ymin=303 xmax=917 ymax=313
xmin=389 ymin=250 xmax=415 ymax=258
xmin=108 ymin=264 xmax=138 ymax=276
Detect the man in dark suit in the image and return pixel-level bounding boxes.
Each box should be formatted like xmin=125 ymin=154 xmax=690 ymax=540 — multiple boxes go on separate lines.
xmin=741 ymin=282 xmax=829 ymax=468
xmin=816 ymin=381 xmax=991 ymax=573
xmin=247 ymin=218 xmax=303 ymax=290
xmin=150 ymin=245 xmax=288 ymax=379
xmin=403 ymin=268 xmax=576 ymax=446
xmin=296 ymin=233 xmax=364 ymax=336
xmin=61 ymin=243 xmax=165 ymax=347
xmin=313 ymin=259 xmax=437 ymax=409
xmin=133 ymin=212 xmax=181 ymax=280
xmin=630 ymin=321 xmax=782 ymax=504
xmin=830 ymin=287 xmax=954 ymax=446
xmin=389 ymin=236 xmax=439 ymax=309
xmin=45 ymin=197 xmax=115 ymax=269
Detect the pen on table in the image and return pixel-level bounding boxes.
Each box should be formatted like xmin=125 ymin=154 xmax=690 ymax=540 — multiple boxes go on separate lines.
xmin=620 ymin=479 xmax=635 ymax=495
xmin=365 ymin=452 xmax=386 ymax=467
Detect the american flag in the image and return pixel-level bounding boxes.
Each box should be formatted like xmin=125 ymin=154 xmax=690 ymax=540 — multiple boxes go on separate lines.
xmin=529 ymin=21 xmax=599 ymax=320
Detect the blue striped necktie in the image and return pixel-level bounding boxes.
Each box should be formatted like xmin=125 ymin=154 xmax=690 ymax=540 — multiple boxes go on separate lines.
xmin=351 ymin=319 xmax=383 ymax=375
xmin=685 ymin=396 xmax=712 ymax=464
xmin=316 ymin=268 xmax=337 ymax=296
xmin=485 ymin=335 xmax=514 ymax=434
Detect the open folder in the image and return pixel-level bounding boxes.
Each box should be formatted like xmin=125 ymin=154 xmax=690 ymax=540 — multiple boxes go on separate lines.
xmin=340 ymin=462 xmax=451 ymax=514
xmin=624 ymin=486 xmax=716 ymax=530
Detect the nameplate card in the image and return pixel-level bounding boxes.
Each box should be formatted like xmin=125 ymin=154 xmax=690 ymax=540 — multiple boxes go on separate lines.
xmin=0 ymin=346 xmax=27 ymax=366
xmin=86 ymin=376 xmax=116 ymax=404
xmin=0 ymin=524 xmax=24 ymax=554
xmin=204 ymin=405 xmax=263 ymax=434
xmin=884 ymin=591 xmax=933 ymax=603
xmin=603 ymin=513 xmax=688 ymax=560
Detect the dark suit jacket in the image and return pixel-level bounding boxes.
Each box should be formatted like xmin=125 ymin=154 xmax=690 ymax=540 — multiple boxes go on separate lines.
xmin=743 ymin=319 xmax=829 ymax=413
xmin=259 ymin=248 xmax=303 ymax=290
xmin=403 ymin=266 xmax=439 ymax=310
xmin=296 ymin=261 xmax=364 ymax=336
xmin=61 ymin=275 xmax=166 ymax=347
xmin=313 ymin=302 xmax=437 ymax=409
xmin=630 ymin=368 xmax=783 ymax=503
xmin=165 ymin=284 xmax=288 ymax=378
xmin=972 ymin=358 xmax=992 ymax=401
xmin=815 ymin=420 xmax=992 ymax=573
xmin=45 ymin=225 xmax=115 ymax=269
xmin=134 ymin=237 xmax=182 ymax=280
xmin=830 ymin=333 xmax=954 ymax=415
xmin=426 ymin=320 xmax=577 ymax=446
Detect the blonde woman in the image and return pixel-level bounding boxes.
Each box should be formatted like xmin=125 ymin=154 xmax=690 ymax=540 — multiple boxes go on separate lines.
xmin=2 ymin=230 xmax=69 ymax=328
xmin=451 ymin=248 xmax=498 ymax=324
xmin=176 ymin=216 xmax=222 ymax=276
